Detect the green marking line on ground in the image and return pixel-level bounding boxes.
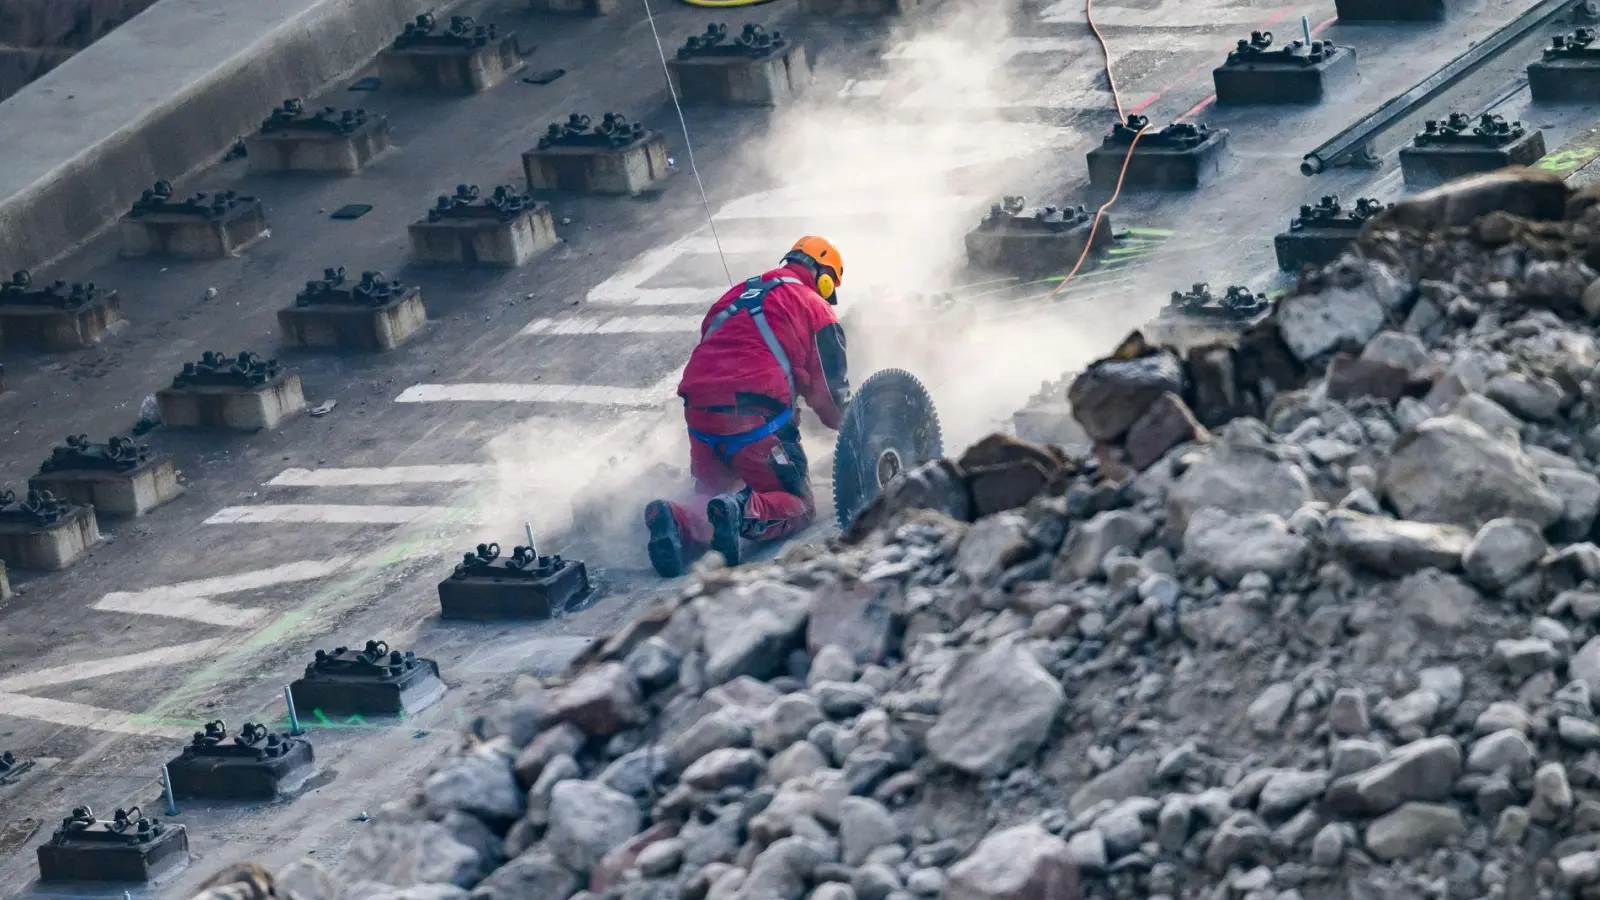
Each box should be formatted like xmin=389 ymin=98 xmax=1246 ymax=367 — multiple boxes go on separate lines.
xmin=1123 ymin=227 xmax=1176 ymax=237
xmin=1537 ymin=122 xmax=1600 ymax=173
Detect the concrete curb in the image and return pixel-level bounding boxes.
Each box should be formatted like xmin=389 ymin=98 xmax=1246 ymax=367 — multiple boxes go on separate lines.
xmin=0 ymin=0 xmax=438 ymax=273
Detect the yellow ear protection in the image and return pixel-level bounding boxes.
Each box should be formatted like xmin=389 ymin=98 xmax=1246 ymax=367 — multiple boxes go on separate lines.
xmin=784 ymin=251 xmax=839 ymax=303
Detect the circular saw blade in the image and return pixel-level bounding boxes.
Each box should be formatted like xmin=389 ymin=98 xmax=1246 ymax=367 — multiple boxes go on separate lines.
xmin=832 ymin=368 xmax=943 ymax=531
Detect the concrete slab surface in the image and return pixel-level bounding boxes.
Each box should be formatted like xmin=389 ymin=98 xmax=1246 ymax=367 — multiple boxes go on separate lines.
xmin=0 ymin=0 xmax=436 ymax=273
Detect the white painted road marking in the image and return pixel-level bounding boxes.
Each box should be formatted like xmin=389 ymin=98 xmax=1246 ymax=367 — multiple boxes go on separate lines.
xmin=521 ymin=315 xmax=701 ymax=337
xmin=0 ymin=693 xmax=191 ymax=739
xmin=93 ymin=558 xmax=355 ymax=626
xmin=0 ymin=640 xmax=228 ymax=693
xmin=204 ymin=505 xmax=454 ymax=525
xmin=394 ymin=383 xmax=675 ymax=406
xmin=268 ymin=466 xmax=492 ymax=487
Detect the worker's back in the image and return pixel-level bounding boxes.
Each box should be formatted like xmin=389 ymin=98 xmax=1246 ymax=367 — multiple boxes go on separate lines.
xmin=678 ymin=264 xmax=833 ymax=410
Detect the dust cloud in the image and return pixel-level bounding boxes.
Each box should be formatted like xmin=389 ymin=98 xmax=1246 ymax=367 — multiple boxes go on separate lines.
xmin=475 ymin=1 xmax=1152 ymax=562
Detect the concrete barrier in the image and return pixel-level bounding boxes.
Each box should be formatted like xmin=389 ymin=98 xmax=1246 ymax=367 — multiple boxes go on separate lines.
xmin=0 ymin=0 xmax=437 ymax=272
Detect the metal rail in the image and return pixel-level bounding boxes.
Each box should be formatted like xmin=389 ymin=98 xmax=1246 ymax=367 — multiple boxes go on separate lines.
xmin=1301 ymin=0 xmax=1579 ymax=176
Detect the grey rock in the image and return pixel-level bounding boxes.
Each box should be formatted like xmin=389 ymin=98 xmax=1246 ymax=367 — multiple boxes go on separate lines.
xmin=905 ymin=868 xmax=943 ymax=897
xmin=1325 ymin=511 xmax=1472 ymax=576
xmin=1571 ymin=636 xmax=1600 ymax=700
xmin=468 ymin=849 xmax=581 ymax=900
xmin=599 ymin=745 xmax=672 ymax=799
xmin=745 ymin=837 xmax=828 ymax=900
xmin=756 ymin=694 xmax=827 ymax=754
xmin=1325 ymin=736 xmax=1462 ymax=816
xmin=812 ymin=886 xmax=858 ymax=900
xmin=424 ymin=747 xmax=523 ymax=825
xmin=1494 ymin=806 xmax=1531 ymax=845
xmin=1381 ymin=416 xmax=1563 ymax=531
xmin=1485 ymin=372 xmax=1564 ymax=422
xmin=1331 ymin=739 xmax=1388 ymax=779
xmin=1327 ymin=689 xmax=1370 ymax=736
xmin=1376 ymin=689 xmax=1441 ymax=733
xmin=1365 ymin=803 xmax=1466 ymax=861
xmin=1474 ymin=702 xmax=1533 ymax=735
xmin=672 ymin=708 xmax=754 ymax=770
xmin=637 ymin=839 xmax=685 ymax=877
xmin=1451 ymin=393 xmax=1522 ymax=439
xmin=926 ymin=643 xmax=1065 ymax=778
xmin=1157 ymin=795 xmax=1193 ymax=852
xmin=1466 ymin=730 xmax=1537 ymax=779
xmin=1362 ymin=331 xmax=1431 ymax=373
xmin=1055 ymin=510 xmax=1154 ymax=582
xmin=624 ymin=637 xmax=682 ymax=691
xmin=1491 ymin=637 xmax=1560 ymax=677
xmin=814 ymin=681 xmax=877 ymax=719
xmin=1463 ymin=518 xmax=1550 ymax=592
xmin=338 ymin=822 xmax=492 ymax=890
xmin=809 ymin=645 xmax=859 ymax=686
xmin=1548 ymin=468 xmax=1600 ymax=541
xmin=682 ymin=748 xmax=766 ymax=791
xmin=1418 ymin=666 xmax=1464 ymax=710
xmin=1066 ymin=828 xmax=1108 ymax=873
xmin=1560 ymin=716 xmax=1600 ymax=750
xmin=1205 ymin=811 xmax=1271 ymax=874
xmin=851 ymin=863 xmax=902 ymax=900
xmin=946 ymin=824 xmax=1080 ymax=900
xmin=1166 ymin=426 xmax=1313 ymax=534
xmin=1531 ymin=762 xmax=1574 ymax=824
xmin=699 ymin=581 xmax=812 ymax=685
xmin=1395 ymin=569 xmax=1482 ymax=632
xmin=1247 ymin=682 xmax=1296 ymax=736
xmin=1093 ymin=806 xmax=1144 ymax=857
xmin=839 ymin=796 xmax=901 ymax=866
xmin=547 ymin=780 xmax=643 ymax=873
xmin=769 ymin=741 xmax=830 ymax=784
xmin=514 ymin=723 xmax=585 ymax=788
xmin=680 ymin=807 xmax=743 ymax=870
xmin=1181 ymin=508 xmax=1309 ymax=585
xmin=552 ymin=663 xmax=648 ymax=737
xmin=1069 ymin=752 xmax=1160 ymax=815
xmin=956 ymin=511 xmax=1035 ymax=584
xmin=1310 ymin=823 xmax=1346 ymax=867
xmin=1258 ymin=770 xmax=1331 ymax=819
xmin=1275 ymin=263 xmax=1394 ymax=362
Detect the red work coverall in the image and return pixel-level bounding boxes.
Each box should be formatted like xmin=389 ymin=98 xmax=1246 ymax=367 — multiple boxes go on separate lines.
xmin=662 ymin=262 xmax=849 ymax=553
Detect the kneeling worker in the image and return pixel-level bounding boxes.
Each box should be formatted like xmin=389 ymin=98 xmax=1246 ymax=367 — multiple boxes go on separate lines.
xmin=644 ymin=236 xmax=852 ymax=576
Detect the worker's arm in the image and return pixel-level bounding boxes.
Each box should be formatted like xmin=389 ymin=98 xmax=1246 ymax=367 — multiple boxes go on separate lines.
xmin=798 ymin=305 xmax=850 ymax=430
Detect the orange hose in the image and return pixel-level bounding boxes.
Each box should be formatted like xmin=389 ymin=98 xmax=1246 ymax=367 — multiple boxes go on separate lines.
xmin=1050 ymin=0 xmax=1143 ymax=297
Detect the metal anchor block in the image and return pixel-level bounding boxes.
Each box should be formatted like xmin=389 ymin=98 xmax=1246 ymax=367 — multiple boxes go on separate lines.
xmin=380 ymin=12 xmax=522 ymax=94
xmin=1214 ymin=30 xmax=1356 ymax=105
xmin=1401 ymin=111 xmax=1547 ymax=189
xmin=0 ymin=488 xmax=99 ymax=570
xmin=290 ymin=640 xmax=446 ymax=718
xmin=439 ymin=542 xmax=594 ymax=621
xmin=37 ymin=805 xmax=190 ymax=883
xmin=30 ymin=434 xmax=180 ymax=519
xmin=157 ymin=351 xmax=305 ymax=432
xmin=120 ymin=181 xmax=268 ymax=260
xmin=166 ymin=720 xmax=316 ymax=800
xmin=1529 ymin=28 xmax=1600 ymax=103
xmin=524 ymin=112 xmax=672 ymax=195
xmin=1086 ymin=115 xmax=1230 ymax=192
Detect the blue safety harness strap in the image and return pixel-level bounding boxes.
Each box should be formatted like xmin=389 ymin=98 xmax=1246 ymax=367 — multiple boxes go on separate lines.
xmin=688 ymin=406 xmax=794 ymax=462
xmin=690 ymin=276 xmax=802 ymax=462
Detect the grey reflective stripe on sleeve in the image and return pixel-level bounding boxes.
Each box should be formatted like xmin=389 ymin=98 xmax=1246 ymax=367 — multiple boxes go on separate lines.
xmin=698 ymin=276 xmax=802 ymax=404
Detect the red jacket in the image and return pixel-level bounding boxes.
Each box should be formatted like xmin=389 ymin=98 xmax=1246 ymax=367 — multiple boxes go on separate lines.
xmin=679 ymin=262 xmax=850 ymax=430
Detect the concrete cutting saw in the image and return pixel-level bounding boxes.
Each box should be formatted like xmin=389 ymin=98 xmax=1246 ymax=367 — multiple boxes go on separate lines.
xmin=832 ymin=368 xmax=943 ymax=530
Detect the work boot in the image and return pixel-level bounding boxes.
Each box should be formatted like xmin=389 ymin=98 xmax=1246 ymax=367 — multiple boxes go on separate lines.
xmin=644 ymin=500 xmax=685 ymax=578
xmin=706 ymin=492 xmax=745 ymax=567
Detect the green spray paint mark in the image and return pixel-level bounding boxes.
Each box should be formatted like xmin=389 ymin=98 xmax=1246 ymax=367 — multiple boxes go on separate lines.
xmin=1124 ymin=227 xmax=1175 ymax=237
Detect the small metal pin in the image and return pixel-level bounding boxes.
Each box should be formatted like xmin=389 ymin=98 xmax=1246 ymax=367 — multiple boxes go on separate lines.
xmin=284 ymin=685 xmax=305 ymax=736
xmin=1302 ymin=15 xmax=1312 ymax=45
xmin=161 ymin=765 xmax=178 ymax=816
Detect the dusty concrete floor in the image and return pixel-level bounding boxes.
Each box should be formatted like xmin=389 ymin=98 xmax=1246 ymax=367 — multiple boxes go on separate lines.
xmin=0 ymin=0 xmax=1595 ymax=895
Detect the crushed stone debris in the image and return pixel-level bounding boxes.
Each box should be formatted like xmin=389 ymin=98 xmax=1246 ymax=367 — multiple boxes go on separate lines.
xmin=187 ymin=172 xmax=1600 ymax=900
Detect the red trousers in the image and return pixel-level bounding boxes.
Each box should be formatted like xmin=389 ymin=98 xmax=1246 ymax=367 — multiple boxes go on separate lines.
xmin=664 ymin=408 xmax=815 ymax=556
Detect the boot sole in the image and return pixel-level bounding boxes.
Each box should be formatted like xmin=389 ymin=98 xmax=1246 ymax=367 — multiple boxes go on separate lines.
xmin=645 ymin=501 xmax=685 ymax=578
xmin=707 ymin=497 xmax=742 ymax=567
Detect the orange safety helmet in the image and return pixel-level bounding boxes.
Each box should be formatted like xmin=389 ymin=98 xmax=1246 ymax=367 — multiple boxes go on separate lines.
xmin=784 ymin=236 xmax=844 ymax=302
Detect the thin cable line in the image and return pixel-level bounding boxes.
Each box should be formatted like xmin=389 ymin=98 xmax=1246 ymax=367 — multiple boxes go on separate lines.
xmin=640 ymin=0 xmax=734 ymax=284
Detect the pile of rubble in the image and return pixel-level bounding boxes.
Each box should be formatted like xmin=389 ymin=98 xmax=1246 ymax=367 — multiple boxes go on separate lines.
xmin=193 ymin=169 xmax=1600 ymax=900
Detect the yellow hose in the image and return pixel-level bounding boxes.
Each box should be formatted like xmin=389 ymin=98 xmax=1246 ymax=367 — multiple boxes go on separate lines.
xmin=677 ymin=0 xmax=778 ymax=6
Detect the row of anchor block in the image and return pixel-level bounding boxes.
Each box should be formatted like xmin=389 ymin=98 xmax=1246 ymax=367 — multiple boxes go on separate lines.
xmin=23 ymin=641 xmax=446 ymax=887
